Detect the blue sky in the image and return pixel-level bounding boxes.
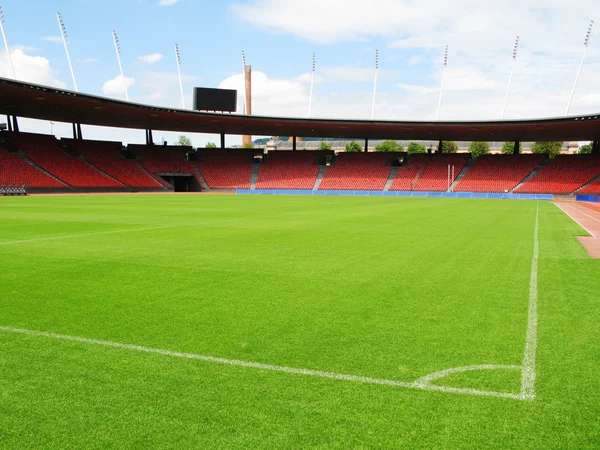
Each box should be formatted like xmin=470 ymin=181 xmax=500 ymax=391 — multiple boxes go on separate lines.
xmin=1 ymin=0 xmax=599 ymax=145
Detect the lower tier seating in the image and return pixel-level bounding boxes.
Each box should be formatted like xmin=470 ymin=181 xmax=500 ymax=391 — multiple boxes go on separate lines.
xmin=577 ymin=179 xmax=600 ymax=195
xmin=389 ymin=155 xmax=428 ymax=191
xmin=455 ymin=155 xmax=545 ymax=193
xmin=319 ymin=153 xmax=392 ymax=190
xmin=256 ymin=151 xmax=320 ymax=189
xmin=197 ymin=149 xmax=253 ymax=189
xmin=0 ymin=147 xmax=65 ymax=188
xmin=413 ymin=154 xmax=470 ymax=191
xmin=515 ymin=155 xmax=600 ymax=194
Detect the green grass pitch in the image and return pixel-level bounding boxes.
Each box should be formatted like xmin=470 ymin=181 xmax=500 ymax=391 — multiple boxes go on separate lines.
xmin=0 ymin=194 xmax=598 ymax=448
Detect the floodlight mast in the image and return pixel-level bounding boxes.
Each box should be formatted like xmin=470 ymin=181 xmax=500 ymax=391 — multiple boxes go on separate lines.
xmin=112 ymin=30 xmax=129 ymax=101
xmin=565 ymin=20 xmax=594 ymax=116
xmin=371 ymin=49 xmax=379 ymax=120
xmin=175 ymin=44 xmax=185 ymax=109
xmin=0 ymin=6 xmax=16 ymax=79
xmin=501 ymin=36 xmax=519 ymax=120
xmin=241 ymin=51 xmax=247 ymax=114
xmin=436 ymin=45 xmax=448 ymax=121
xmin=57 ymin=13 xmax=78 ymax=92
xmin=308 ymin=53 xmax=316 ymax=118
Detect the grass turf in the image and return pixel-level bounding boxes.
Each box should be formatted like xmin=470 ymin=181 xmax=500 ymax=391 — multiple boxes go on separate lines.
xmin=0 ymin=194 xmax=598 ymax=448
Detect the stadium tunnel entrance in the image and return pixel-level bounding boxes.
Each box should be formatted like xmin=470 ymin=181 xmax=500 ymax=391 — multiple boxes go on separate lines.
xmin=158 ymin=174 xmax=202 ymax=192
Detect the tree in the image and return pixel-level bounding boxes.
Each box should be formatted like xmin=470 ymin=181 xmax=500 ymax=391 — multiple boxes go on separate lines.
xmin=205 ymin=142 xmax=217 ymax=149
xmin=469 ymin=141 xmax=490 ymax=158
xmin=579 ymin=144 xmax=593 ymax=154
xmin=438 ymin=141 xmax=458 ymax=153
xmin=345 ymin=141 xmax=363 ymax=152
xmin=532 ymin=141 xmax=563 ymax=158
xmin=176 ymin=135 xmax=192 ymax=146
xmin=502 ymin=141 xmax=522 ymax=154
xmin=318 ymin=141 xmax=332 ymax=151
xmin=375 ymin=140 xmax=403 ymax=152
xmin=407 ymin=142 xmax=427 ymax=154
xmin=242 ymin=142 xmax=255 ymax=149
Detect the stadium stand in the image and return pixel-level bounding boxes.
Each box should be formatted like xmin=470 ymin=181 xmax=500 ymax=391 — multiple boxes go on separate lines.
xmin=0 ymin=146 xmax=66 ymax=188
xmin=197 ymin=149 xmax=253 ymax=189
xmin=389 ymin=154 xmax=428 ymax=191
xmin=66 ymin=139 xmax=163 ymax=189
xmin=577 ymin=177 xmax=600 ymax=195
xmin=256 ymin=151 xmax=321 ymax=189
xmin=413 ymin=154 xmax=470 ymax=191
xmin=454 ymin=154 xmax=545 ymax=193
xmin=9 ymin=133 xmax=122 ymax=188
xmin=515 ymin=155 xmax=600 ymax=194
xmin=318 ymin=152 xmax=392 ymax=190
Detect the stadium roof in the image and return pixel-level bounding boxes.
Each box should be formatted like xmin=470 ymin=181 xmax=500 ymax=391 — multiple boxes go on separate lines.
xmin=1 ymin=77 xmax=600 ymax=142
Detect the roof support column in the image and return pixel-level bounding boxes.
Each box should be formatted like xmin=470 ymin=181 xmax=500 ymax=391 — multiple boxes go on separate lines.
xmin=365 ymin=138 xmax=369 ymax=152
xmin=220 ymin=133 xmax=225 ymax=149
xmin=293 ymin=136 xmax=297 ymax=151
xmin=77 ymin=123 xmax=82 ymax=140
xmin=438 ymin=140 xmax=443 ymax=154
xmin=592 ymin=140 xmax=600 ymax=154
xmin=514 ymin=141 xmax=520 ymax=155
xmin=6 ymin=115 xmax=12 ymax=132
xmin=145 ymin=129 xmax=154 ymax=146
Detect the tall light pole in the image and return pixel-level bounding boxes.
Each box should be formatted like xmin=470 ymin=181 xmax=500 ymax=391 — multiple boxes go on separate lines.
xmin=241 ymin=50 xmax=247 ymax=114
xmin=501 ymin=36 xmax=519 ymax=120
xmin=0 ymin=6 xmax=16 ymax=79
xmin=308 ymin=52 xmax=316 ymax=118
xmin=175 ymin=44 xmax=185 ymax=109
xmin=371 ymin=49 xmax=379 ymax=120
xmin=436 ymin=45 xmax=448 ymax=121
xmin=565 ymin=20 xmax=594 ymax=116
xmin=112 ymin=30 xmax=129 ymax=101
xmin=57 ymin=13 xmax=78 ymax=92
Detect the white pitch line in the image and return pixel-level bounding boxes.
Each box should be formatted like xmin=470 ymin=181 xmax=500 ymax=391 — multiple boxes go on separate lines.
xmin=0 ymin=326 xmax=526 ymax=401
xmin=555 ymin=203 xmax=597 ymax=237
xmin=0 ymin=225 xmax=177 ymax=246
xmin=520 ymin=201 xmax=539 ymax=400
xmin=414 ymin=364 xmax=521 ymax=385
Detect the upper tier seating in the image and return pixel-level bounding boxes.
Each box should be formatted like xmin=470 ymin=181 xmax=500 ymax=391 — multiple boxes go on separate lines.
xmin=389 ymin=154 xmax=428 ymax=191
xmin=197 ymin=149 xmax=253 ymax=189
xmin=319 ymin=153 xmax=392 ymax=190
xmin=455 ymin=154 xmax=545 ymax=193
xmin=515 ymin=155 xmax=600 ymax=194
xmin=67 ymin=139 xmax=162 ymax=189
xmin=413 ymin=154 xmax=470 ymax=191
xmin=0 ymin=147 xmax=65 ymax=188
xmin=256 ymin=151 xmax=321 ymax=189
xmin=10 ymin=133 xmax=122 ymax=188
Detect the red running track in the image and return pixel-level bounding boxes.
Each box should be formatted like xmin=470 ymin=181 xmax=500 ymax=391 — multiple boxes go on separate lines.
xmin=555 ymin=201 xmax=600 ymax=259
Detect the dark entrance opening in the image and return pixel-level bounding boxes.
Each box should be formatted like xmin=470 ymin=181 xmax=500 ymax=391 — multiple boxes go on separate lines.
xmin=158 ymin=174 xmax=202 ymax=192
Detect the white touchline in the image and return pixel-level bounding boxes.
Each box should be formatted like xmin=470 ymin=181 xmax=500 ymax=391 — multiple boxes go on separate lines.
xmin=520 ymin=201 xmax=539 ymax=400
xmin=554 ymin=203 xmax=597 ymax=237
xmin=0 ymin=325 xmax=525 ymax=401
xmin=0 ymin=225 xmax=177 ymax=246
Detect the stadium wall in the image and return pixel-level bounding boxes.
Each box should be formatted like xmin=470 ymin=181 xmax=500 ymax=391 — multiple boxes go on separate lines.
xmin=576 ymin=195 xmax=600 ymax=203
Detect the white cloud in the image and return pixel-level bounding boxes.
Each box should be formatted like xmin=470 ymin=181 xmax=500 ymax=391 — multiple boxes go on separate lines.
xmin=102 ymin=74 xmax=135 ymax=96
xmin=158 ymin=0 xmax=178 ymax=5
xmin=78 ymin=58 xmax=98 ymax=64
xmin=137 ymin=53 xmax=164 ymax=64
xmin=0 ymin=48 xmax=66 ymax=88
xmin=42 ymin=36 xmax=63 ymax=44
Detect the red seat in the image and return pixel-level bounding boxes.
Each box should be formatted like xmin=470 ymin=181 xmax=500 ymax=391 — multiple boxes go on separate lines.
xmin=256 ymin=151 xmax=321 ymax=190
xmin=197 ymin=149 xmax=253 ymax=189
xmin=413 ymin=154 xmax=470 ymax=192
xmin=389 ymin=155 xmax=428 ymax=191
xmin=319 ymin=153 xmax=392 ymax=190
xmin=0 ymin=147 xmax=65 ymax=188
xmin=515 ymin=155 xmax=600 ymax=194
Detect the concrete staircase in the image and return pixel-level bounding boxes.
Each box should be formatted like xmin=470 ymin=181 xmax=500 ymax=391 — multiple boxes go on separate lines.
xmin=250 ymin=164 xmax=260 ymax=190
xmin=313 ymin=166 xmax=328 ymax=190
xmin=77 ymin=154 xmax=128 ymax=188
xmin=573 ymin=173 xmax=600 ymax=194
xmin=448 ymin=157 xmax=474 ymax=192
xmin=511 ymin=157 xmax=549 ymax=193
xmin=384 ymin=167 xmax=400 ymax=191
xmin=17 ymin=152 xmax=72 ymax=189
xmin=192 ymin=164 xmax=210 ymax=191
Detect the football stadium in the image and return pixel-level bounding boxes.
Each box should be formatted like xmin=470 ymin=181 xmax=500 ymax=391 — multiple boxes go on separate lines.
xmin=1 ymin=1 xmax=599 ymax=448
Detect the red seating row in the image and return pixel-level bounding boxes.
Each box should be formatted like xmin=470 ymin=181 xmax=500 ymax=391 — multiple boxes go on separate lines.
xmin=67 ymin=139 xmax=162 ymax=189
xmin=413 ymin=154 xmax=470 ymax=191
xmin=577 ymin=179 xmax=600 ymax=195
xmin=389 ymin=155 xmax=428 ymax=191
xmin=197 ymin=149 xmax=253 ymax=189
xmin=10 ymin=133 xmax=122 ymax=188
xmin=256 ymin=151 xmax=321 ymax=189
xmin=455 ymin=155 xmax=545 ymax=193
xmin=319 ymin=153 xmax=392 ymax=190
xmin=516 ymin=155 xmax=600 ymax=194
xmin=0 ymin=147 xmax=65 ymax=188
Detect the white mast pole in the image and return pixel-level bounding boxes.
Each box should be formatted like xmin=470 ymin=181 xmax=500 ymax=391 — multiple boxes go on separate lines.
xmin=0 ymin=6 xmax=16 ymax=79
xmin=241 ymin=51 xmax=247 ymax=115
xmin=175 ymin=44 xmax=185 ymax=109
xmin=371 ymin=49 xmax=379 ymax=120
xmin=566 ymin=20 xmax=594 ymax=116
xmin=57 ymin=13 xmax=78 ymax=92
xmin=436 ymin=45 xmax=448 ymax=121
xmin=308 ymin=52 xmax=316 ymax=118
xmin=112 ymin=30 xmax=129 ymax=101
xmin=501 ymin=36 xmax=519 ymax=120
